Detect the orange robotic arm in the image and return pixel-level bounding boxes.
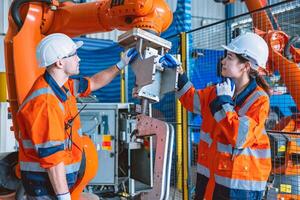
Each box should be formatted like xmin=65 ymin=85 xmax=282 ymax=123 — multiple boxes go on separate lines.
xmin=215 ymin=0 xmax=280 ymax=31
xmin=4 ymin=0 xmax=172 ymax=138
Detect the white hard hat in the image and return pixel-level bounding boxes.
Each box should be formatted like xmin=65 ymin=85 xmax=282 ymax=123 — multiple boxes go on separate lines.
xmin=36 ymin=33 xmax=83 ymax=67
xmin=222 ymin=32 xmax=269 ymax=70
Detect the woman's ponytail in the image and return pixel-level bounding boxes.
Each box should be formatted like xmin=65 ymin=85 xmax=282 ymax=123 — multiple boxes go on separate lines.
xmin=236 ymin=53 xmax=271 ymax=96
xmin=249 ymin=69 xmax=271 ymax=96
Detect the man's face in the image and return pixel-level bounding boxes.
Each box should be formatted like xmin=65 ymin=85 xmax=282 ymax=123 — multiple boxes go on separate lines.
xmin=62 ymin=52 xmax=80 ymax=76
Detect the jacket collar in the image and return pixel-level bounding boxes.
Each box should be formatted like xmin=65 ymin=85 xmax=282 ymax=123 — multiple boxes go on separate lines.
xmin=234 ymin=78 xmax=257 ymax=107
xmin=44 ymin=71 xmax=69 ymax=102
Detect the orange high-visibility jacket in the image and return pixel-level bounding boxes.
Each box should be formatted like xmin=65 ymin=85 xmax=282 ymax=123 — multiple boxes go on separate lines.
xmin=17 ymin=71 xmax=91 ymax=196
xmin=176 ymin=74 xmax=271 ymax=199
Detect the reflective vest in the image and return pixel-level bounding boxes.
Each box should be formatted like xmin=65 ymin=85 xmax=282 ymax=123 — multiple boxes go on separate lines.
xmin=17 ymin=71 xmax=91 ymax=197
xmin=176 ymin=76 xmax=271 ymax=199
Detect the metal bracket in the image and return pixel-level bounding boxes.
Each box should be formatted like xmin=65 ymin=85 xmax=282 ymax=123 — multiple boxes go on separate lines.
xmin=136 ymin=115 xmax=174 ymax=200
xmin=118 ymin=28 xmax=172 ymax=50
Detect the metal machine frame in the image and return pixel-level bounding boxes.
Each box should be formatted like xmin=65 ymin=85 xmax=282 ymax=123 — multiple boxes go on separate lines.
xmin=78 ymin=103 xmax=174 ymax=199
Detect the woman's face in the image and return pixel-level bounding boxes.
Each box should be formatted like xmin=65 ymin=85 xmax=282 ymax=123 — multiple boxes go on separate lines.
xmin=221 ymin=51 xmax=247 ymax=79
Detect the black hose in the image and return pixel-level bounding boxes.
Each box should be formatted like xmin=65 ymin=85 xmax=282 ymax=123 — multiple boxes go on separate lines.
xmin=10 ymin=0 xmax=52 ymax=31
xmin=15 ymin=183 xmax=25 ymax=200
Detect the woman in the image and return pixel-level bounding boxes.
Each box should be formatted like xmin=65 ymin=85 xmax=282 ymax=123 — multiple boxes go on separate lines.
xmin=160 ymin=32 xmax=271 ymax=200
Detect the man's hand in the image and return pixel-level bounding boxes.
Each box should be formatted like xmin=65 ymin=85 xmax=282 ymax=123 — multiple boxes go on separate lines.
xmin=116 ymin=48 xmax=138 ymax=70
xmin=216 ymin=78 xmax=235 ymax=97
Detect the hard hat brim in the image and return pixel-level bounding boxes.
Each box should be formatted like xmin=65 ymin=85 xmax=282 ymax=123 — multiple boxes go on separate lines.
xmin=221 ymin=45 xmax=242 ymax=55
xmin=75 ymin=41 xmax=83 ymax=49
xmin=68 ymin=41 xmax=83 ymax=55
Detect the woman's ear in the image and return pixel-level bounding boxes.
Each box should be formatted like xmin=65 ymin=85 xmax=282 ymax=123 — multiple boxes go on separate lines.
xmin=241 ymin=62 xmax=250 ymax=72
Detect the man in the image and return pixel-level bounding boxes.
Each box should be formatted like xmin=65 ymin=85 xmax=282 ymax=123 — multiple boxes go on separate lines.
xmin=17 ymin=33 xmax=137 ymax=200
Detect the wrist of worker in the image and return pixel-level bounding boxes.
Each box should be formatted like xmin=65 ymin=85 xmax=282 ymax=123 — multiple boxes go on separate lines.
xmin=116 ymin=60 xmax=126 ymax=70
xmin=57 ymin=192 xmax=71 ymax=200
xmin=177 ymin=73 xmax=189 ymax=90
xmin=217 ymin=92 xmax=232 ymax=97
xmin=209 ymin=95 xmax=234 ymax=116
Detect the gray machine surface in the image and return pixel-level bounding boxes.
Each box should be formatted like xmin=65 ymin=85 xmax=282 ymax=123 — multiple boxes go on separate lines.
xmin=118 ymin=28 xmax=178 ymax=104
xmin=78 ymin=103 xmax=155 ymax=197
xmin=79 ymin=104 xmax=117 ymax=185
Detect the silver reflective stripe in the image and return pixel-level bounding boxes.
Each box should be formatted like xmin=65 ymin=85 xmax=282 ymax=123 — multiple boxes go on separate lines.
xmin=78 ymin=128 xmax=83 ymax=136
xmin=238 ymin=91 xmax=268 ymax=116
xmin=22 ymin=140 xmax=34 ymax=149
xmin=217 ymin=142 xmax=271 ymax=159
xmin=214 ymin=103 xmax=234 ymax=122
xmin=20 ymin=161 xmax=81 ymax=174
xmin=66 ymin=90 xmax=71 ymax=97
xmin=193 ymin=92 xmax=201 ymax=114
xmin=65 ymin=162 xmax=81 ymax=174
xmin=73 ymin=79 xmax=80 ymax=97
xmin=18 ymin=87 xmax=64 ymax=114
xmin=215 ymin=174 xmax=267 ymax=191
xmin=64 ymin=139 xmax=70 ymax=150
xmin=236 ymin=116 xmax=250 ymax=148
xmin=175 ymin=81 xmax=193 ymax=99
xmin=223 ymin=103 xmax=234 ymax=112
xmin=237 ymin=148 xmax=271 ymax=159
xmin=200 ymin=131 xmax=212 ymax=146
xmin=58 ymin=102 xmax=64 ymax=113
xmin=36 ymin=141 xmax=64 ymax=150
xmin=22 ymin=139 xmax=68 ymax=150
xmin=214 ymin=109 xmax=226 ymax=122
xmin=19 ymin=88 xmax=54 ymax=111
xmin=217 ymin=142 xmax=233 ymax=154
xmin=235 ymin=91 xmax=267 ymax=148
xmin=20 ymin=161 xmax=46 ymax=172
xmin=197 ymin=163 xmax=210 ymax=178
xmin=262 ymin=129 xmax=267 ymax=135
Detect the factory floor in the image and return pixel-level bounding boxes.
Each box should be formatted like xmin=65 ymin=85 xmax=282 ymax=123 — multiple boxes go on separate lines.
xmin=168 ymin=187 xmax=183 ymax=200
xmin=0 ymin=190 xmax=184 ymax=200
xmin=96 ymin=187 xmax=183 ymax=200
xmin=0 ymin=173 xmax=190 ymax=200
xmin=96 ymin=166 xmax=197 ymax=200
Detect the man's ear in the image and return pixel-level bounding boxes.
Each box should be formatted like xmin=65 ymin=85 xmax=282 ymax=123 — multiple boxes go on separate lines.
xmin=55 ymin=59 xmax=64 ymax=69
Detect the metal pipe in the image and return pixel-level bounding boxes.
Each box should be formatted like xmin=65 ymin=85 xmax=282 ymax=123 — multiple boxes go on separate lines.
xmin=120 ymin=64 xmax=126 ymax=103
xmin=141 ymin=98 xmax=149 ymax=115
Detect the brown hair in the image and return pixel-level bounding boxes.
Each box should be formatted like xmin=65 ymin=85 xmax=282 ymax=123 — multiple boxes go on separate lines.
xmin=236 ymin=54 xmax=271 ymax=96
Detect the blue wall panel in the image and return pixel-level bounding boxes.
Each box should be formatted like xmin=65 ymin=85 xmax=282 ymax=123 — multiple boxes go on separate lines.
xmin=74 ymin=37 xmax=123 ymax=102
